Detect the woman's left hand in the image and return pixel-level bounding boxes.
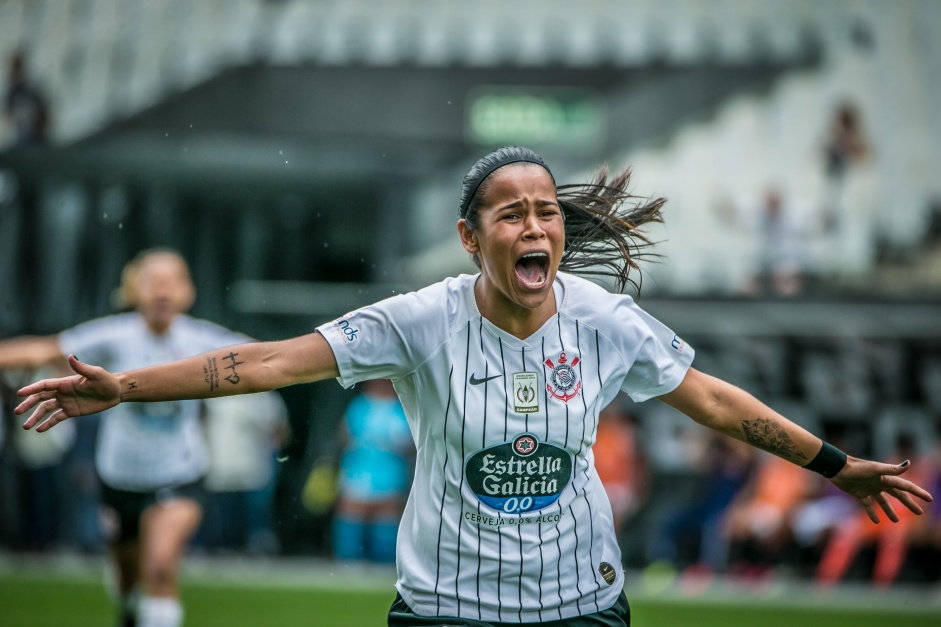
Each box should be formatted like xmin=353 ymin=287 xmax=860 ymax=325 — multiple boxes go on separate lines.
xmin=830 ymin=456 xmax=934 ymax=523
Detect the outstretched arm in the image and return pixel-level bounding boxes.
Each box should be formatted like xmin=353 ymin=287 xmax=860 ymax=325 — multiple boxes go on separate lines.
xmin=659 ymin=367 xmax=933 ymax=524
xmin=17 ymin=331 xmax=338 ymax=432
xmin=0 ymin=335 xmax=67 ymax=371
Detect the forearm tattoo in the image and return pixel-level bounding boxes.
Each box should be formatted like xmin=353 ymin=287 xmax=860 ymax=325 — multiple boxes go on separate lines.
xmin=222 ymin=351 xmax=244 ymax=385
xmin=204 ymin=357 xmax=219 ymax=391
xmin=128 ymin=381 xmax=138 ymax=391
xmin=741 ymin=417 xmax=807 ymax=461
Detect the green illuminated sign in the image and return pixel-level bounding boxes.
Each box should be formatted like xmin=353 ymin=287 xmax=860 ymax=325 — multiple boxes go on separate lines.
xmin=467 ymin=88 xmax=605 ymax=151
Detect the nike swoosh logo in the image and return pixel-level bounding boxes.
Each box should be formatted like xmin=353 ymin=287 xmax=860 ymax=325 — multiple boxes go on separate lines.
xmin=469 ymin=373 xmax=501 ymax=386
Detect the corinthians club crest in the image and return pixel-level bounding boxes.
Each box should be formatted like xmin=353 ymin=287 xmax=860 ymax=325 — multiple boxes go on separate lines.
xmin=544 ymin=351 xmax=581 ymax=403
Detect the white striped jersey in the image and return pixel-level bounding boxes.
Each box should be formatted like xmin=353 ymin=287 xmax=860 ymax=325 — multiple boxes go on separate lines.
xmin=58 ymin=312 xmax=250 ymax=491
xmin=318 ymin=272 xmax=694 ymax=622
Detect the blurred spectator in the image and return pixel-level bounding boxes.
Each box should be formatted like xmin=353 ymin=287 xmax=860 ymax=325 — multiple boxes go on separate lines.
xmin=745 ymin=187 xmax=805 ymax=297
xmin=815 ymin=434 xmax=937 ymax=587
xmin=63 ymin=406 xmax=104 ymax=554
xmin=822 ymin=102 xmax=870 ymax=231
xmin=790 ymin=436 xmax=858 ymax=571
xmin=593 ymin=397 xmax=646 ymax=533
xmin=333 ymin=378 xmax=414 ymax=564
xmin=201 ymin=391 xmax=290 ymax=556
xmin=646 ymin=433 xmax=755 ymax=574
xmin=926 ymin=437 xmax=941 ymax=578
xmin=3 ymin=49 xmax=49 ymax=148
xmin=824 ymin=102 xmax=870 ymax=183
xmin=723 ymin=453 xmax=812 ymax=578
xmin=5 ymin=367 xmax=76 ymax=551
xmin=0 ymin=374 xmax=14 ymax=546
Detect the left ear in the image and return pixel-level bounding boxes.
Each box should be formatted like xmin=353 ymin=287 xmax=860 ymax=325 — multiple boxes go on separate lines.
xmin=457 ymin=219 xmax=479 ymax=255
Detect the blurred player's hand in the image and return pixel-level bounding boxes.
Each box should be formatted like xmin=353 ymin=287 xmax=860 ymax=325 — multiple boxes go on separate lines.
xmin=830 ymin=456 xmax=934 ymax=524
xmin=15 ymin=354 xmax=120 ymax=432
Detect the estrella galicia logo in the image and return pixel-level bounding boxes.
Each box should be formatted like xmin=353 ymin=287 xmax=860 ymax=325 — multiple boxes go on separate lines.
xmin=334 ymin=316 xmax=359 ymax=342
xmin=465 ymin=434 xmax=573 ymax=515
xmin=544 ymin=351 xmax=581 ymax=403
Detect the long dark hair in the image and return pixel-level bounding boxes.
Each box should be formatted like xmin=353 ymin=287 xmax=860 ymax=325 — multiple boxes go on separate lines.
xmin=459 ymin=146 xmax=665 ymax=293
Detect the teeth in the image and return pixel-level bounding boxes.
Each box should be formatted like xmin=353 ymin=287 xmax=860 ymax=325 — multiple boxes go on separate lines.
xmin=520 ymin=252 xmax=548 ymax=260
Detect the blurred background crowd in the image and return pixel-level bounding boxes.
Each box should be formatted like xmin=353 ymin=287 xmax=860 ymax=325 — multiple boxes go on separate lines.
xmin=1 ymin=0 xmax=940 ymax=589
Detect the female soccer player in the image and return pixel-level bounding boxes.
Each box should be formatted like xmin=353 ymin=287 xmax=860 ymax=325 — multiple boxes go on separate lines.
xmin=1 ymin=249 xmax=250 ymax=627
xmin=17 ymin=147 xmax=933 ymax=626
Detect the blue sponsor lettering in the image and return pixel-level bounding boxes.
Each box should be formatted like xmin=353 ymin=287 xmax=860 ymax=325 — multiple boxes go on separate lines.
xmin=671 ymin=334 xmax=684 ymax=352
xmin=336 ymin=319 xmax=359 ymax=342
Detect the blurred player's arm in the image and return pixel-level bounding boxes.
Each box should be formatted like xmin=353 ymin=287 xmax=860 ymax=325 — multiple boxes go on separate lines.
xmin=0 ymin=335 xmax=67 ymax=370
xmin=659 ymin=367 xmax=933 ymax=523
xmin=16 ymin=332 xmax=338 ymax=432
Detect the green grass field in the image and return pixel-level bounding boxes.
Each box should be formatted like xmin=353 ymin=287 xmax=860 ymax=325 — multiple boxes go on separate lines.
xmin=1 ymin=569 xmax=939 ymax=627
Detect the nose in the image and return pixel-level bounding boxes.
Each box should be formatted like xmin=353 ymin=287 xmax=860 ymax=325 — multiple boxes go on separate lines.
xmin=521 ymin=211 xmax=545 ymax=239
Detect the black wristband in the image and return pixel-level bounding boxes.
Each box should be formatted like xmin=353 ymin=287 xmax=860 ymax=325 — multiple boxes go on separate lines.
xmin=804 ymin=441 xmax=848 ymax=478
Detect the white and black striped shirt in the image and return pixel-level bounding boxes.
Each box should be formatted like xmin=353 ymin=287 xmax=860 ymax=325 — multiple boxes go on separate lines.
xmin=318 ymin=272 xmax=693 ymax=622
xmin=59 ymin=313 xmax=250 ymax=491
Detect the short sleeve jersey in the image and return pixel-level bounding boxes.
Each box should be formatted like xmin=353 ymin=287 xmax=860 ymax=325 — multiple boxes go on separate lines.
xmin=317 ymin=272 xmax=694 ymax=622
xmin=58 ymin=312 xmax=250 ymax=491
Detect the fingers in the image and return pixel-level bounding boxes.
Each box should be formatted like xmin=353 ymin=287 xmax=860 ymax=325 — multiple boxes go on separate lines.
xmin=20 ymin=398 xmax=61 ymax=431
xmin=883 ymin=472 xmax=934 ymax=503
xmin=888 ymin=488 xmax=924 ymax=516
xmin=873 ymin=492 xmax=900 ymax=523
xmin=860 ymin=496 xmax=881 ymax=524
xmin=68 ymin=354 xmax=99 ymax=378
xmin=17 ymin=378 xmax=57 ymax=399
xmin=14 ymin=388 xmax=55 ymax=414
xmin=35 ymin=408 xmax=69 ymax=433
xmin=863 ymin=459 xmax=910 ymax=478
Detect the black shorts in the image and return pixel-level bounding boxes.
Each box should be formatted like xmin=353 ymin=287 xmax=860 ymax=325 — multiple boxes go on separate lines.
xmin=387 ymin=591 xmax=631 ymax=627
xmin=99 ymin=480 xmax=205 ymax=544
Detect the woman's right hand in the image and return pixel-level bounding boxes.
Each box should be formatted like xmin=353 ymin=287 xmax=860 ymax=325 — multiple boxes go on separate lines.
xmin=15 ymin=355 xmax=121 ymax=432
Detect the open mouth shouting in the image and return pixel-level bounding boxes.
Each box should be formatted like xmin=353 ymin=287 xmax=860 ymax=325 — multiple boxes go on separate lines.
xmin=515 ymin=252 xmax=551 ymax=289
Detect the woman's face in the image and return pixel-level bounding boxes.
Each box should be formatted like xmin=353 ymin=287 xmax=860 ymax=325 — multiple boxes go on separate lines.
xmin=459 ymin=164 xmax=564 ymax=315
xmin=135 ymin=253 xmax=195 ymax=333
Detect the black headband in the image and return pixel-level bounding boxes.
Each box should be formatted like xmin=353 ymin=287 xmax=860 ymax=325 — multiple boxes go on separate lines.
xmin=459 ymin=157 xmax=554 ymax=218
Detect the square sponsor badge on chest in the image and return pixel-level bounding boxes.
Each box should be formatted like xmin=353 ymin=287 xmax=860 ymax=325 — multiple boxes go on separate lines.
xmin=512 ymin=372 xmax=539 ymax=413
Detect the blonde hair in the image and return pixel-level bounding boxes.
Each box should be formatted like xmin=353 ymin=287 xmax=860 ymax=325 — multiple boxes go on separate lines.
xmin=110 ymin=248 xmax=189 ymax=310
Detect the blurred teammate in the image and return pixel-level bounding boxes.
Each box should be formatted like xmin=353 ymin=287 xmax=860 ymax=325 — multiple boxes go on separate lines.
xmin=16 ymin=147 xmax=934 ymax=626
xmin=0 ymin=249 xmax=249 ymax=627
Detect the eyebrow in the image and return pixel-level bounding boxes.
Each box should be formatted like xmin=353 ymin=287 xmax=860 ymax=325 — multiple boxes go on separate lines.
xmin=493 ymin=198 xmax=560 ymax=212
